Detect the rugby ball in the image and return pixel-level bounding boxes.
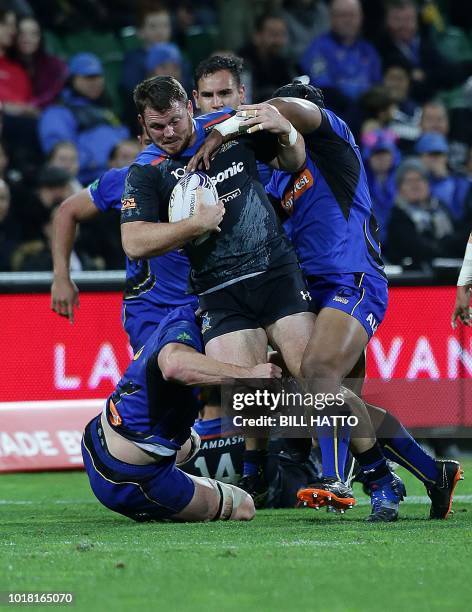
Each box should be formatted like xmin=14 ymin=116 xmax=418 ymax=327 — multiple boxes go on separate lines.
xmin=169 ymin=171 xmax=218 ymax=223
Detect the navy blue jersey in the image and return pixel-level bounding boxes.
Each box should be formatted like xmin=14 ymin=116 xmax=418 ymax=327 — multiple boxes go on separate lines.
xmin=266 ymin=109 xmax=385 ymax=280
xmin=88 ymin=167 xmax=196 ymax=310
xmin=120 ymin=109 xmax=298 ymax=294
xmin=104 ymin=305 xmax=202 ymax=456
xmin=184 ymin=417 xmax=244 ymax=484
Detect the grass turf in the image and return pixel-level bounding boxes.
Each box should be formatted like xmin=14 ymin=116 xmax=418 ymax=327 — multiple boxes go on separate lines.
xmin=1 ymin=461 xmax=472 ymax=612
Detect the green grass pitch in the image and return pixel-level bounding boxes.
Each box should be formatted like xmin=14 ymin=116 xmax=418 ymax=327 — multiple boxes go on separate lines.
xmin=1 ymin=461 xmax=472 ymax=612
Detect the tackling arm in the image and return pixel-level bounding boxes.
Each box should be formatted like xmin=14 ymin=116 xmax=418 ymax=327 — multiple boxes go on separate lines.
xmin=158 ymin=343 xmax=282 ymax=386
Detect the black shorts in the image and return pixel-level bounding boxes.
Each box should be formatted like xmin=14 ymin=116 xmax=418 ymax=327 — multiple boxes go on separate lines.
xmin=198 ymin=264 xmax=311 ymax=344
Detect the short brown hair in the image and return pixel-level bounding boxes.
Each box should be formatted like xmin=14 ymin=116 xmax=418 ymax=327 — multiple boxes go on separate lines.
xmin=133 ymin=76 xmax=188 ymax=116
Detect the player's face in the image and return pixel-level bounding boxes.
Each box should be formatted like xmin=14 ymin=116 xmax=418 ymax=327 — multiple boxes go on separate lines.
xmin=194 ymin=70 xmax=245 ymax=114
xmin=139 ymin=100 xmax=194 ymax=156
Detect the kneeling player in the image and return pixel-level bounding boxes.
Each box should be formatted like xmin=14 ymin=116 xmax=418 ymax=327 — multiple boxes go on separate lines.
xmin=82 ymin=305 xmax=281 ymax=522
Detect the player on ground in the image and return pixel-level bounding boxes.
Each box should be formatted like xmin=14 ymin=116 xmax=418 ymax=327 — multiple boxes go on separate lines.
xmin=452 ymin=232 xmax=472 ymax=328
xmin=82 ymin=304 xmax=281 ymax=521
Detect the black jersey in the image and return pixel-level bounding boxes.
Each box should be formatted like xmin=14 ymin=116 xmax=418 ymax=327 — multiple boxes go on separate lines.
xmin=120 ymin=109 xmax=298 ymax=294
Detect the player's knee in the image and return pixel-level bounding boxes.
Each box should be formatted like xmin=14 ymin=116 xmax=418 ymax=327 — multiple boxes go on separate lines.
xmin=233 ymin=490 xmax=255 ymax=521
xmin=300 ymin=351 xmax=341 ymax=379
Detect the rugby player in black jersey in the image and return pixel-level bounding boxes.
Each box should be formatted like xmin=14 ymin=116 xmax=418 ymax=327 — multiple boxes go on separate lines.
xmin=121 ymin=76 xmax=314 ymax=388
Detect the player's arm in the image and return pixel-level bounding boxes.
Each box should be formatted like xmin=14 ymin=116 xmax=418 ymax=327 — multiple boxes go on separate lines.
xmin=451 ymin=233 xmax=472 ymax=328
xmin=120 ymin=165 xmax=224 ymax=259
xmin=51 ymin=189 xmax=100 ymax=323
xmin=158 ymin=343 xmax=282 ymax=386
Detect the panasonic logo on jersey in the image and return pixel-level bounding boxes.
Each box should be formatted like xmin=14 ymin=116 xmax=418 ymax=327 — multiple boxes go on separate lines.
xmin=171 ymin=161 xmax=244 ymax=184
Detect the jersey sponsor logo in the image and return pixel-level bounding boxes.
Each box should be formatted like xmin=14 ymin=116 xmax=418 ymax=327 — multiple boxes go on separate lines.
xmin=121 ymin=197 xmax=137 ymax=211
xmin=281 ymin=168 xmax=314 ymax=213
xmin=171 ymin=161 xmax=245 ymax=186
xmin=220 ymin=188 xmax=241 ymax=203
xmin=218 ymin=140 xmax=238 ymax=154
xmin=333 ymin=295 xmax=349 ymax=304
xmin=366 ymin=313 xmax=378 ymax=333
xmin=201 ymin=312 xmax=212 ymax=334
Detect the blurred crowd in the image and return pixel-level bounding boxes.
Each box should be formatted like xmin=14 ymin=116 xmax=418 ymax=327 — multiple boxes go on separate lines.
xmin=1 ymin=0 xmax=472 ymax=273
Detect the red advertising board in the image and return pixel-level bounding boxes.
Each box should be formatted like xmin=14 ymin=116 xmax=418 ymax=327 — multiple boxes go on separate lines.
xmin=0 ymin=287 xmax=470 ymax=471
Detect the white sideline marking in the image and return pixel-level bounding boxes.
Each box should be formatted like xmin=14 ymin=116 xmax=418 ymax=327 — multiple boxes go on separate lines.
xmin=0 ymin=495 xmax=472 ymax=506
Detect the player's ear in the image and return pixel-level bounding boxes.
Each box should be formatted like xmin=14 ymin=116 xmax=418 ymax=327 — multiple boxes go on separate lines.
xmin=187 ymin=99 xmax=194 ymax=117
xmin=239 ymin=84 xmax=246 ymax=105
xmin=137 ymin=114 xmax=145 ymax=129
xmin=192 ymin=89 xmax=200 ymax=110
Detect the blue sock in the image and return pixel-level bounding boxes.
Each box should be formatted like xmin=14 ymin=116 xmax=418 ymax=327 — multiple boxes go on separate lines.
xmin=317 ymin=423 xmax=350 ymax=481
xmin=378 ymin=412 xmax=439 ymax=484
xmin=356 ymin=443 xmax=393 ymax=487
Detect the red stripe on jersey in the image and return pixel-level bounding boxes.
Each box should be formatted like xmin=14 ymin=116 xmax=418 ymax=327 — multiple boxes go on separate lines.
xmin=150 ymin=155 xmax=166 ymax=166
xmin=203 ymin=113 xmax=232 ymax=129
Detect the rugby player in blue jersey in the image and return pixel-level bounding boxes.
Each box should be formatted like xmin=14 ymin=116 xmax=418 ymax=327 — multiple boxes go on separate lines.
xmin=189 ymin=83 xmax=463 ymax=521
xmin=82 ymin=303 xmax=281 ymax=522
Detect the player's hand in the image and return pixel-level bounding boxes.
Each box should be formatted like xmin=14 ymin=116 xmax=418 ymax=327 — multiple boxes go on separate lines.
xmin=190 ymin=187 xmax=225 ymax=234
xmin=451 ymin=285 xmax=472 ymax=328
xmin=236 ymin=103 xmax=292 ymax=137
xmin=249 ymin=363 xmax=283 ymax=379
xmin=187 ymin=130 xmax=224 ymax=172
xmin=51 ymin=276 xmax=79 ymax=323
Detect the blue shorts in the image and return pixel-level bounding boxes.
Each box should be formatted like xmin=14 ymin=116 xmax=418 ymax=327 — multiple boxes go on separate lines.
xmin=306 ymin=273 xmax=388 ymax=339
xmin=122 ymin=299 xmax=196 ymax=353
xmin=82 ymin=416 xmax=195 ymax=522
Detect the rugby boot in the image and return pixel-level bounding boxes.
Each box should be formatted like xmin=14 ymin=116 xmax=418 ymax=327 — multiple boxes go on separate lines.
xmin=426 ymin=460 xmax=463 ymax=519
xmin=297 ymin=477 xmax=356 ymax=512
xmin=365 ymin=474 xmax=406 ymax=523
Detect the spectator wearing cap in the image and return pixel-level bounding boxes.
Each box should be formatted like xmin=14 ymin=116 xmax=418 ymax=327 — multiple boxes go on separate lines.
xmin=300 ymin=0 xmax=381 ymax=116
xmin=146 ymin=42 xmax=184 ymax=81
xmin=362 ymin=129 xmax=400 ymax=245
xmin=38 ymin=53 xmax=129 ymax=184
xmin=415 ymin=132 xmax=470 ymax=221
xmin=386 ymin=158 xmax=455 ymax=268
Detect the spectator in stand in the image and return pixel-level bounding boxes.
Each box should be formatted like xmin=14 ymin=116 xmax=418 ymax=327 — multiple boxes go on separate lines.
xmin=0 ymin=177 xmax=19 ymax=271
xmin=120 ymin=6 xmax=172 ymax=133
xmin=281 ymin=0 xmax=329 ymax=60
xmin=376 ymin=0 xmax=472 ymax=102
xmin=0 ymin=140 xmax=8 ymax=179
xmin=386 ymin=158 xmax=455 ymax=269
xmin=46 ymin=141 xmax=82 ymax=191
xmin=13 ymin=16 xmax=67 ymax=109
xmin=415 ymin=132 xmax=470 ymax=222
xmin=121 ymin=6 xmax=172 ymax=99
xmin=362 ymin=129 xmax=400 ymax=245
xmin=108 ymin=139 xmax=140 ymax=169
xmin=359 ymin=86 xmax=396 ymax=137
xmin=300 ymin=0 xmax=381 ymax=118
xmin=0 ymin=6 xmax=42 ymax=173
xmin=0 ymin=6 xmax=32 ymax=109
xmin=13 ymin=165 xmax=76 ymax=243
xmin=38 ymin=53 xmax=129 ymax=185
xmin=383 ymin=61 xmax=421 ymax=148
xmin=420 ymin=100 xmax=448 ymax=137
xmin=239 ymin=12 xmax=295 ymax=103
